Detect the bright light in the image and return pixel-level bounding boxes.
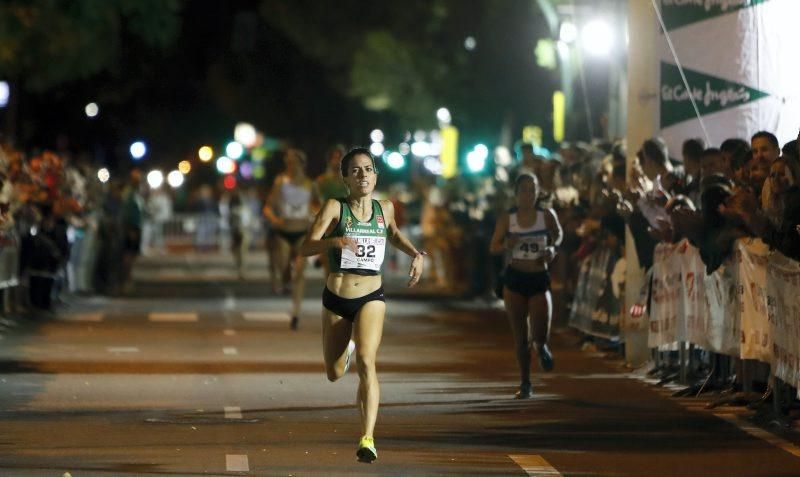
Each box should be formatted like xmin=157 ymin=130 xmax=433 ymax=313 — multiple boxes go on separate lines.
xmin=84 ymin=102 xmax=99 ymax=118
xmin=369 ymin=142 xmax=385 ymax=156
xmin=386 ymin=152 xmax=405 ymax=170
xmin=494 ymin=146 xmax=513 ymax=167
xmin=226 ymin=141 xmax=244 ymax=160
xmin=234 ymin=122 xmax=257 ymax=148
xmin=467 ymin=144 xmax=489 ymax=173
xmin=411 ymin=141 xmax=431 ymax=157
xmin=167 ymin=170 xmax=184 ymax=188
xmin=130 ymin=141 xmax=147 ymax=160
xmin=423 ymin=156 xmax=443 ymax=175
xmin=97 ymin=168 xmax=110 ymax=183
xmin=216 ymin=156 xmax=236 ymax=174
xmin=559 ymin=21 xmax=578 ymax=44
xmin=464 ymin=36 xmax=476 ymax=51
xmin=0 ymin=81 xmax=8 ymax=108
xmin=398 ymin=142 xmax=411 ymax=155
xmin=146 ymin=170 xmax=164 ymax=189
xmin=370 ymin=129 xmax=384 ymax=143
xmin=581 ymin=19 xmax=614 ymax=57
xmin=436 ymin=107 xmax=451 ymax=125
xmin=557 ymin=40 xmax=569 ymax=60
xmin=198 ymin=146 xmax=213 ymax=162
xmin=178 ymin=160 xmax=191 ymax=174
xmin=413 ymin=130 xmax=426 ymax=142
xmin=223 ymin=175 xmax=237 ymax=189
xmin=240 ymin=161 xmax=253 ymax=179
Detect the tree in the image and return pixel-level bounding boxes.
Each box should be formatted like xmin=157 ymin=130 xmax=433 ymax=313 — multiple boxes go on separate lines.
xmin=0 ymin=0 xmax=182 ymax=141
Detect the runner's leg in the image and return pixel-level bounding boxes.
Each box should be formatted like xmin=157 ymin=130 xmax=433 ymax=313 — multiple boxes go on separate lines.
xmin=322 ymin=308 xmax=354 ymax=381
xmin=353 ymin=301 xmax=386 ymax=438
xmin=504 ymin=288 xmax=532 ymax=387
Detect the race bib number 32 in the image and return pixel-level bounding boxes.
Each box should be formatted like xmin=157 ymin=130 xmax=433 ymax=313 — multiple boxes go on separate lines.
xmin=340 ymin=236 xmax=387 ymax=271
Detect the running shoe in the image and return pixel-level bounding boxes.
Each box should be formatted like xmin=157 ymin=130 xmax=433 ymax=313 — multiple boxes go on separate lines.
xmin=356 ymin=436 xmax=377 ymax=463
xmin=515 ymin=382 xmax=533 ymax=399
xmin=538 ymin=343 xmax=554 ymax=372
xmin=290 ymin=316 xmax=299 ymax=330
xmin=343 ymin=340 xmax=356 ymax=374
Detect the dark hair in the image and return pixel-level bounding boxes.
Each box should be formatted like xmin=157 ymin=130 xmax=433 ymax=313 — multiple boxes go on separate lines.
xmin=782 ymin=139 xmax=798 ymax=161
xmin=340 ymin=147 xmax=377 ymax=177
xmin=639 ymin=137 xmax=669 ymax=167
xmin=751 ymin=130 xmax=779 ymax=149
xmin=700 ymin=147 xmax=722 ymax=161
xmin=514 ymin=172 xmax=539 ymax=194
xmin=682 ymin=138 xmax=705 ymax=161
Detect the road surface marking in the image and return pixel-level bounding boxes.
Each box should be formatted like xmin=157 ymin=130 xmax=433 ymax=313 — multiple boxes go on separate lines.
xmin=224 ymin=406 xmax=242 ymax=419
xmin=106 ymin=347 xmax=140 ymax=353
xmin=226 ymin=454 xmax=249 ymax=472
xmin=715 ymin=414 xmax=800 ymax=459
xmin=223 ymin=329 xmax=237 ymax=336
xmin=509 ymin=454 xmax=562 ymax=476
xmin=223 ymin=347 xmax=239 ymax=356
xmin=242 ymin=311 xmax=291 ymax=322
xmin=148 ymin=312 xmax=198 ymax=322
xmin=61 ymin=313 xmax=104 ymax=322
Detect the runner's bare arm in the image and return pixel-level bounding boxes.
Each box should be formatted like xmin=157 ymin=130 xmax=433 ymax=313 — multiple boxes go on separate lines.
xmin=489 ymin=213 xmax=510 ymax=254
xmin=383 ymin=200 xmax=420 ymax=257
xmin=262 ymin=176 xmax=283 ymax=226
xmin=544 ymin=208 xmax=564 ymax=247
xmin=299 ymin=199 xmax=354 ymax=256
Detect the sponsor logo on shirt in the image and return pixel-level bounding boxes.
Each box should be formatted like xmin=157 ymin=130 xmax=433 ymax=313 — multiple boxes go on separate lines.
xmin=376 ymin=215 xmax=385 ymax=229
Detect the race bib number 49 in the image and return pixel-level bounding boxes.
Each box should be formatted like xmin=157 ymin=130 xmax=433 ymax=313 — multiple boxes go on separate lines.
xmin=340 ymin=236 xmax=387 ymax=271
xmin=511 ymin=235 xmax=547 ymax=260
xmin=282 ymin=202 xmax=309 ymax=220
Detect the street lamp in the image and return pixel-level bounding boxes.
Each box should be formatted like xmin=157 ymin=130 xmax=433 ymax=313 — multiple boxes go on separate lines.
xmin=581 ymin=19 xmax=614 ymax=57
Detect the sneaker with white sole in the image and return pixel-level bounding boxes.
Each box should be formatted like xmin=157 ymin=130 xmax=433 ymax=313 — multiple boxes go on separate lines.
xmin=356 ymin=435 xmax=377 ymax=463
xmin=538 ymin=343 xmax=554 ymax=372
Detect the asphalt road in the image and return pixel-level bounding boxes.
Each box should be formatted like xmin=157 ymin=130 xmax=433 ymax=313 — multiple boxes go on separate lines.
xmin=0 ymin=251 xmax=799 ymax=476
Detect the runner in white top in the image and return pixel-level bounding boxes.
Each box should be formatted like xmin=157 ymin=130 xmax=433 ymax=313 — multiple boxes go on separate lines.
xmin=263 ymin=148 xmax=319 ymax=330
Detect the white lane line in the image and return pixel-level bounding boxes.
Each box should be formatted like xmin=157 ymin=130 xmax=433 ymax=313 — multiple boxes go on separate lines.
xmin=223 ymin=329 xmax=237 ymax=336
xmin=107 ymin=347 xmax=140 ymax=353
xmin=148 ymin=312 xmax=198 ymax=322
xmin=226 ymin=454 xmax=249 ymax=472
xmin=715 ymin=414 xmax=800 ymax=459
xmin=223 ymin=347 xmax=239 ymax=356
xmin=224 ymin=406 xmax=243 ymax=419
xmin=242 ymin=311 xmax=290 ymax=322
xmin=61 ymin=313 xmax=104 ymax=322
xmin=509 ymin=455 xmax=562 ymax=476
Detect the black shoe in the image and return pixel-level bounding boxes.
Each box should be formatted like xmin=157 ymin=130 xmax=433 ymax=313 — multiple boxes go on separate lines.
xmin=538 ymin=343 xmax=554 ymax=372
xmin=290 ymin=316 xmax=299 ymax=330
xmin=515 ymin=383 xmax=533 ymax=399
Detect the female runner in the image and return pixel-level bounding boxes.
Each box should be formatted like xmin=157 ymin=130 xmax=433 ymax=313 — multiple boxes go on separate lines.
xmin=490 ymin=172 xmax=563 ymax=398
xmin=263 ymin=148 xmax=317 ymax=329
xmin=300 ymin=147 xmax=425 ymax=462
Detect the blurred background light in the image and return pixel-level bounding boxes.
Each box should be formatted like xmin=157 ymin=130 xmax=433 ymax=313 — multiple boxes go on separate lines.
xmin=234 ymin=122 xmax=257 ymax=148
xmin=223 ymin=175 xmax=237 ymax=189
xmin=411 ymin=141 xmax=431 ymax=157
xmin=216 ymin=156 xmax=236 ymax=174
xmin=369 ymin=142 xmax=385 ymax=156
xmin=464 ymin=36 xmax=476 ymax=51
xmin=436 ymin=107 xmax=451 ymax=125
xmin=226 ymin=141 xmax=244 ymax=160
xmin=559 ymin=21 xmax=578 ymax=44
xmin=178 ymin=160 xmax=191 ymax=174
xmin=0 ymin=81 xmax=8 ymax=108
xmin=581 ymin=19 xmax=614 ymax=57
xmin=167 ymin=170 xmax=184 ymax=188
xmin=130 ymin=141 xmax=147 ymax=160
xmin=84 ymin=102 xmax=99 ymax=118
xmin=147 ymin=170 xmax=164 ymax=189
xmin=369 ymin=129 xmax=384 ymax=143
xmin=97 ymin=168 xmax=110 ymax=183
xmin=385 ymin=152 xmax=405 ymax=170
xmin=198 ymin=146 xmax=213 ymax=162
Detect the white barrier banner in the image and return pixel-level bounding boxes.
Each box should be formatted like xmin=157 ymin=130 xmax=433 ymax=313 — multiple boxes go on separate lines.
xmin=736 ymin=239 xmax=771 ymax=363
xmin=677 ymin=241 xmax=709 ymax=348
xmin=648 ymin=243 xmax=682 ymax=347
xmin=767 ymin=252 xmax=800 ymax=389
xmin=703 ymin=262 xmax=740 ymax=356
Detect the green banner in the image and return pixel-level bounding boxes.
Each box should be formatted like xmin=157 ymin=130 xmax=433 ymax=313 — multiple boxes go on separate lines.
xmin=660 ymin=0 xmax=768 ymax=31
xmin=660 ymin=62 xmax=769 ymax=128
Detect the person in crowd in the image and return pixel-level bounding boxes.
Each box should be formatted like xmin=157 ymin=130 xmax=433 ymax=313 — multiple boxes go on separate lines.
xmin=120 ymin=171 xmax=143 ymax=294
xmin=489 ymin=172 xmax=563 ymax=399
xmin=720 ymin=138 xmax=750 ymax=182
xmin=680 ymin=138 xmax=705 ymax=205
xmin=263 ymin=148 xmax=317 ymax=329
xmin=700 ymin=147 xmax=730 ymax=181
xmin=300 ymin=147 xmax=425 ymax=463
xmin=751 ymin=131 xmax=783 ymax=213
xmin=315 ymin=145 xmax=348 ymax=274
xmin=229 ymin=189 xmax=254 ymax=279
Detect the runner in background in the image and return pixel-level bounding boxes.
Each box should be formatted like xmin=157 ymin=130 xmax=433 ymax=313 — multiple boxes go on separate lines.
xmin=490 ymin=172 xmax=563 ymax=399
xmin=263 ymin=148 xmax=318 ymax=330
xmin=300 ymin=147 xmax=425 ymax=463
xmin=314 ymin=145 xmax=348 ymax=274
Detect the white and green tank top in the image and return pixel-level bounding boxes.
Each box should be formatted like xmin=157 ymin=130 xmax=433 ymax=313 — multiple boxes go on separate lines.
xmin=326 ymin=199 xmax=387 ymax=276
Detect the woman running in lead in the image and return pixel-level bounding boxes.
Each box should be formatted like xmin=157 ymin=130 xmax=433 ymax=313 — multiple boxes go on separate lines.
xmin=490 ymin=172 xmax=563 ymax=399
xmin=263 ymin=148 xmax=318 ymax=330
xmin=300 ymin=147 xmax=425 ymax=463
